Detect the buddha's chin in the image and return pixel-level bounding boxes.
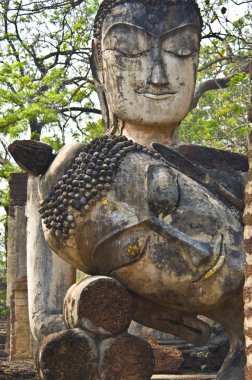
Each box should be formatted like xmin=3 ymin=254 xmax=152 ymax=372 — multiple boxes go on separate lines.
xmin=112 ymin=96 xmax=191 ymax=127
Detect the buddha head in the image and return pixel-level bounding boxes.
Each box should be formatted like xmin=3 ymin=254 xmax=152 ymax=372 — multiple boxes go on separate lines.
xmin=91 ymin=0 xmax=202 ymax=145
xmin=38 ymin=135 xmax=244 ymax=311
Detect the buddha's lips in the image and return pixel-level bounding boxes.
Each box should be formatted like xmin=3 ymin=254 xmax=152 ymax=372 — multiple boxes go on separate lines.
xmin=135 ymin=88 xmax=177 ymax=98
xmin=141 ymin=93 xmax=176 ymax=100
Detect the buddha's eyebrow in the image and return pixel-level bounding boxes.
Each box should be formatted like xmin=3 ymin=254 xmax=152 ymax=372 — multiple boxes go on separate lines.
xmin=104 ymin=22 xmax=150 ymax=39
xmin=160 ymin=23 xmax=200 ymax=38
xmin=104 ymin=22 xmax=200 ymax=39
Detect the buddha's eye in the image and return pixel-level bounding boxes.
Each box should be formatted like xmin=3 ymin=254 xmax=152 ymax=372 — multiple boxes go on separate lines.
xmin=103 ymin=24 xmax=150 ymax=57
xmin=163 ymin=47 xmax=194 ymax=58
xmin=176 ymin=48 xmax=194 ymax=56
xmin=161 ymin=26 xmax=199 ymax=58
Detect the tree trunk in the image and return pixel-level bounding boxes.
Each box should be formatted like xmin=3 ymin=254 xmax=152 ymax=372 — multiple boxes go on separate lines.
xmin=29 ymin=118 xmax=43 ymax=141
xmin=243 ymin=61 xmax=252 ymax=380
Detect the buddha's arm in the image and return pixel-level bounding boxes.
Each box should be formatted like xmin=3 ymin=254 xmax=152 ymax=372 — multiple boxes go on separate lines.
xmin=130 ymin=291 xmax=210 ymax=347
xmin=26 ymin=175 xmax=75 ymax=342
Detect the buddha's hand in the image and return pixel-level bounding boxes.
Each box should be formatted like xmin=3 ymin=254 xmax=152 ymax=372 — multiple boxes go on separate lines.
xmin=33 ymin=313 xmax=65 ymax=342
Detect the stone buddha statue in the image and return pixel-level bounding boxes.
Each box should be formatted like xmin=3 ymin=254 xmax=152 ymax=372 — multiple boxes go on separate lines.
xmin=91 ymin=0 xmax=201 ymax=147
xmin=9 ymin=0 xmax=247 ymax=379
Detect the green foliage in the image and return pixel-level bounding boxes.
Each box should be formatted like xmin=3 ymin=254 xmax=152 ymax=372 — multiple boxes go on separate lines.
xmin=42 ymin=136 xmax=65 ymax=153
xmin=180 ymin=0 xmax=251 ymax=153
xmin=84 ymin=119 xmax=104 ymax=142
xmin=0 ymin=289 xmax=8 ymax=320
xmin=180 ymin=74 xmax=250 ymax=153
xmin=0 ymin=1 xmax=102 ymax=298
xmin=0 ymin=0 xmax=250 ymax=316
xmin=0 ymin=0 xmax=250 ymax=151
xmin=0 ymin=0 xmax=100 ymax=142
xmin=71 ymin=118 xmax=104 ymax=144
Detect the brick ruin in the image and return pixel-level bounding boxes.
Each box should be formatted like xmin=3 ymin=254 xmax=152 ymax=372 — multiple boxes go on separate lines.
xmin=6 ymin=173 xmax=33 ymax=360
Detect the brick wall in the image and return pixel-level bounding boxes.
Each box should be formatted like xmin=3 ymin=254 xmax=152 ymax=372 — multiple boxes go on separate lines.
xmin=7 ymin=173 xmax=33 ymax=360
xmin=9 ymin=173 xmax=28 ymax=218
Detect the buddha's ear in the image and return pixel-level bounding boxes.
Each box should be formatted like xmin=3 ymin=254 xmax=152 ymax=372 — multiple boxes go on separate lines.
xmin=90 ymin=39 xmax=104 ymax=84
xmin=90 ymin=39 xmax=122 ymax=134
xmin=90 ymin=39 xmax=112 ymax=131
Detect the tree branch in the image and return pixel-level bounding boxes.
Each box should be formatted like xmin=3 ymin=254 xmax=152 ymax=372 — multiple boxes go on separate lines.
xmin=58 ymin=107 xmax=101 ymax=115
xmin=0 ymin=156 xmax=7 ymax=165
xmin=198 ymin=57 xmax=230 ymax=72
xmin=191 ymin=63 xmax=250 ymax=110
xmin=7 ymin=0 xmax=86 ymax=15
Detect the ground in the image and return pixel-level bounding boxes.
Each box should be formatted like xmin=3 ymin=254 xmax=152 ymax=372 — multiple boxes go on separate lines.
xmin=0 ymin=358 xmax=217 ymax=380
xmin=0 ymin=359 xmax=38 ymax=380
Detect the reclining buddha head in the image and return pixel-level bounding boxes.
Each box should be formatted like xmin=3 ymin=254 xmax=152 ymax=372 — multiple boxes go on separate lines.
xmin=91 ymin=0 xmax=202 ymax=145
xmin=38 ymin=135 xmax=244 ymax=311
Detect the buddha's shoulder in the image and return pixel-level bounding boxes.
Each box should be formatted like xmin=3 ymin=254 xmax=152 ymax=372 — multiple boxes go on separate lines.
xmin=173 ymin=144 xmax=248 ymax=204
xmin=173 ymin=144 xmax=248 ymax=173
xmin=153 ymin=143 xmax=247 ymax=208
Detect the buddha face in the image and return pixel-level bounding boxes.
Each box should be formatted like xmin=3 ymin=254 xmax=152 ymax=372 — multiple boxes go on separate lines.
xmin=98 ymin=2 xmax=201 ymax=127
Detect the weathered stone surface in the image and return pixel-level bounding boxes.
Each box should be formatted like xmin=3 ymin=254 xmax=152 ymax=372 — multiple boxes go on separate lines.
xmin=38 ymin=329 xmax=98 ymax=380
xmin=131 ymin=292 xmax=210 ymax=347
xmin=0 ymin=360 xmax=39 ymax=380
xmin=64 ymin=275 xmax=134 ymax=335
xmin=13 ymin=286 xmax=32 ymax=357
xmin=6 ymin=180 xmax=33 ymax=361
xmin=39 ymin=142 xmax=85 ymax=199
xmin=26 ymin=176 xmax=76 ymax=343
xmin=146 ymin=336 xmax=183 ymax=374
xmin=8 ymin=140 xmax=55 ymax=176
xmin=99 ymin=334 xmax=154 ymax=380
xmin=154 ymin=143 xmax=246 ymax=210
xmin=8 ymin=0 xmax=247 ymax=379
xmin=38 ymin=135 xmax=245 ymax=380
xmin=41 ymin=139 xmax=244 ymax=303
xmin=92 ymin=0 xmax=202 ymax=148
xmin=7 ymin=199 xmax=27 ymax=306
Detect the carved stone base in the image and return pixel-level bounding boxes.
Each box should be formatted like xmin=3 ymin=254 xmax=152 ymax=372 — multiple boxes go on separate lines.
xmin=37 ymin=276 xmax=154 ymax=380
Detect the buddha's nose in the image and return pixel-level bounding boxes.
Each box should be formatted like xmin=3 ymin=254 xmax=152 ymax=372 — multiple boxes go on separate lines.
xmin=147 ymin=44 xmax=169 ymax=85
xmin=148 ymin=63 xmax=169 ymax=85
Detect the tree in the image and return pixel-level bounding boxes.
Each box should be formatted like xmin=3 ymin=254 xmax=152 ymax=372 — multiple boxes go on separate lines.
xmin=0 ymin=0 xmax=251 ymax=313
xmin=0 ymin=0 xmax=103 ymax=316
xmin=243 ymin=61 xmax=252 ymax=379
xmin=180 ymin=0 xmax=251 ymax=153
xmin=0 ymin=0 xmax=250 ymax=152
xmin=0 ymin=0 xmax=101 ymax=146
